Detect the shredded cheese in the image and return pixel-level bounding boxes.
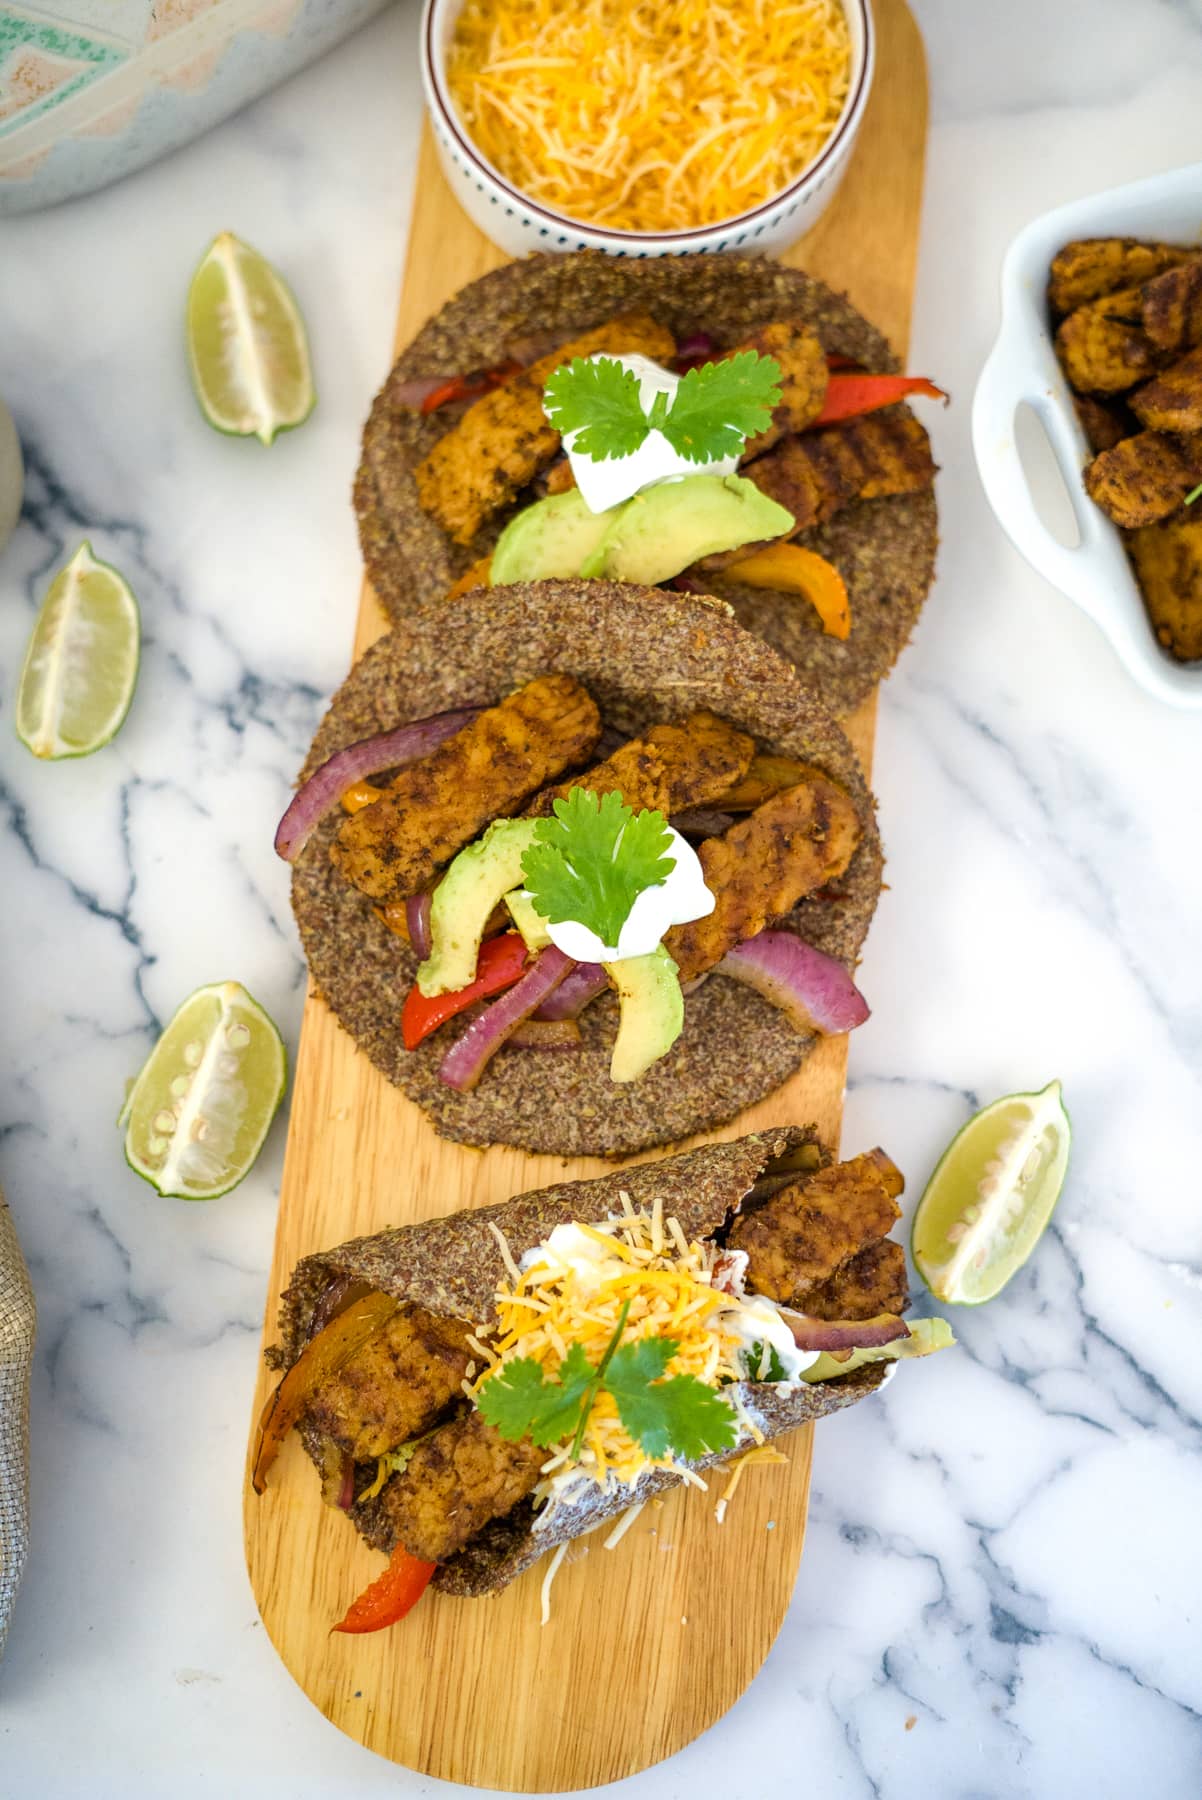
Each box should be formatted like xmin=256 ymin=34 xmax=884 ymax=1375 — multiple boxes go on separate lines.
xmin=539 ymin=1541 xmax=570 ymax=1624
xmin=472 ymin=1204 xmax=763 ymax=1524
xmin=713 ymin=1445 xmax=788 ymax=1524
xmin=602 ymin=1502 xmax=646 ymax=1549
xmin=487 ymin=1220 xmax=522 ymax=1284
xmin=446 ymin=0 xmax=852 ymax=234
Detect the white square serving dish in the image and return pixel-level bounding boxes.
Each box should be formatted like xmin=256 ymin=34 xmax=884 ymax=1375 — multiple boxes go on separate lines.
xmin=971 ymin=162 xmax=1202 ymax=708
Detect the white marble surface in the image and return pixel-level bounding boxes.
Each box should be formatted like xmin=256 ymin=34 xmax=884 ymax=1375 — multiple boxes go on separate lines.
xmin=2 ymin=2 xmax=1202 ymax=1793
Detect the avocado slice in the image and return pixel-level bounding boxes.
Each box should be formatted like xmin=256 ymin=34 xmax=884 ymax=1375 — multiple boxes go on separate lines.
xmin=418 ymin=819 xmax=540 ymax=997
xmin=491 ymin=488 xmax=622 ymax=585
xmin=504 ymin=887 xmax=552 ymax=952
xmin=580 ymin=474 xmax=795 ymax=585
xmin=604 ymin=944 xmax=684 ymax=1082
xmin=802 ymin=1317 xmax=955 ymax=1384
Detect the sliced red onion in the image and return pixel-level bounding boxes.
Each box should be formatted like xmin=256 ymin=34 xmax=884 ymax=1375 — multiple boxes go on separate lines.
xmin=717 ymin=931 xmax=870 ymax=1036
xmin=439 ymin=947 xmax=574 ymax=1092
xmin=676 ymin=332 xmax=716 ymax=365
xmin=274 ymin=708 xmax=482 ymax=863
xmin=785 ymin=1313 xmax=909 ymax=1353
xmin=672 ymin=807 xmax=734 ymax=838
xmin=507 ymin=1019 xmax=582 ymax=1051
xmin=533 ymin=962 xmax=607 ymax=1021
xmin=670 ymin=573 xmax=710 ymax=594
xmin=406 ymin=893 xmax=432 ymax=960
xmin=389 ymin=373 xmax=456 ymax=407
xmin=507 ymin=330 xmax=565 ymax=366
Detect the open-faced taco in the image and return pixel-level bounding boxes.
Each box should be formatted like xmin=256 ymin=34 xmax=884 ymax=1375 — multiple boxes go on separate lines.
xmin=355 ymin=252 xmax=942 ymax=717
xmin=252 ymin=1128 xmax=953 ymax=1624
xmin=280 ymin=582 xmax=883 ymax=1159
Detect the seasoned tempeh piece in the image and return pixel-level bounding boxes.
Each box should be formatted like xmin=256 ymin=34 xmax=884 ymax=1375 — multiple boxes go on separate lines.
xmin=1142 ymin=256 xmax=1202 ymax=353
xmin=1126 ymin=516 xmax=1202 ymax=661
xmin=1048 ymin=238 xmax=1193 ymax=315
xmin=1130 ymin=345 xmax=1202 ymax=433
xmin=331 ymin=674 xmax=602 ymax=901
xmin=733 ymin=319 xmax=829 ymax=457
xmin=1072 ymin=392 xmax=1133 ymax=454
xmin=729 ymin=1149 xmax=904 ymax=1303
xmin=525 ymin=710 xmax=755 ymax=818
xmin=414 ymin=313 xmax=677 ymax=544
xmin=1054 ymin=287 xmax=1157 ymax=395
xmin=663 ymin=776 xmax=861 ymax=982
xmin=305 ymin=1305 xmax=475 ymax=1462
xmin=795 ymin=1238 xmax=910 ymax=1322
xmin=1084 ymin=429 xmax=1202 ymax=528
xmin=380 ymin=1408 xmax=545 ymax=1563
xmin=726 ymin=408 xmax=935 ymax=561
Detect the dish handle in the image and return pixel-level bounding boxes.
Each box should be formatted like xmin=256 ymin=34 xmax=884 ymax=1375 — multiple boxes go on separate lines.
xmin=970 ymin=308 xmax=1116 ymax=623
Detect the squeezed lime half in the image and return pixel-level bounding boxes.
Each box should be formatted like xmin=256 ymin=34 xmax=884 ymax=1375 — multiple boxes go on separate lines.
xmin=16 ymin=541 xmax=140 ymax=760
xmin=185 ymin=231 xmax=314 ymax=445
xmin=123 ymin=982 xmax=287 ymax=1200
xmin=912 ymin=1080 xmax=1071 ymax=1305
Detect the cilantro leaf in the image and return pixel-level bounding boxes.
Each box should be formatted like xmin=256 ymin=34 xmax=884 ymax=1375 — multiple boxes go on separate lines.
xmin=520 ymin=788 xmax=676 ymax=949
xmin=477 ymin=1342 xmax=595 ymax=1448
xmin=658 ymin=351 xmax=783 ymax=463
xmin=543 ymin=357 xmax=649 ymax=461
xmin=744 ymin=1340 xmax=790 ymax=1383
xmin=606 ymin=1338 xmax=739 ymax=1461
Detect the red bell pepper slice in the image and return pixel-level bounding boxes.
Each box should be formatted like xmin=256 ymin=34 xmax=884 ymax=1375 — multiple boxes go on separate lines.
xmin=401 ymin=931 xmax=530 ymax=1050
xmin=332 ymin=1543 xmax=437 ymax=1635
xmin=814 ymin=373 xmax=947 ymax=427
xmin=419 ymin=360 xmax=524 ymax=414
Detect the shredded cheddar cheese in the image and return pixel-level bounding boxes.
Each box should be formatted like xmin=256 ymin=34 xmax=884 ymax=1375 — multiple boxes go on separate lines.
xmin=473 ymin=1204 xmax=761 ymax=1523
xmin=446 ymin=0 xmax=852 ymax=234
xmin=713 ymin=1444 xmax=788 ymax=1524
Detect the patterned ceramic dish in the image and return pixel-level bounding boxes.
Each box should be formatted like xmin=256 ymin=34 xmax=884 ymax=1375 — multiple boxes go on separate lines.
xmin=419 ymin=0 xmax=875 ymax=259
xmin=972 ymin=161 xmax=1202 ymax=709
xmin=0 ymin=0 xmax=388 ymax=215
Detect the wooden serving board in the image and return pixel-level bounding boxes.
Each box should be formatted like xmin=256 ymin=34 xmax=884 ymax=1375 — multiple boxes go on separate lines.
xmin=245 ymin=2 xmax=928 ymax=1786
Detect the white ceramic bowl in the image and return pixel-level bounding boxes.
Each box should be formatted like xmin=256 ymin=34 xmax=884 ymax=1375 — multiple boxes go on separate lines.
xmin=972 ymin=162 xmax=1202 ymax=709
xmin=420 ymin=0 xmax=874 ymax=259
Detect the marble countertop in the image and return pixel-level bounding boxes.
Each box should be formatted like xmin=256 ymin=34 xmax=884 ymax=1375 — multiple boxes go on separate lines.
xmin=2 ymin=2 xmax=1201 ymax=1793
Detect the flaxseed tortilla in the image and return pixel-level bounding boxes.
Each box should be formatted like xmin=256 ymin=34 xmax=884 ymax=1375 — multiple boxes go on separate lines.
xmin=269 ymin=1129 xmax=887 ymax=1596
xmin=291 ymin=581 xmax=883 ymax=1158
xmin=354 ymin=251 xmax=939 ymax=716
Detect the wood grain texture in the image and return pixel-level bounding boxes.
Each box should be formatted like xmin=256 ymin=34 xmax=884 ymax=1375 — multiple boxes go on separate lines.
xmin=244 ymin=2 xmax=927 ymax=1786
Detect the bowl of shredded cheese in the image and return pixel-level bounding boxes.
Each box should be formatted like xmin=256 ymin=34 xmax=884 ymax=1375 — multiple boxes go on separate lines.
xmin=421 ymin=0 xmax=874 ymax=257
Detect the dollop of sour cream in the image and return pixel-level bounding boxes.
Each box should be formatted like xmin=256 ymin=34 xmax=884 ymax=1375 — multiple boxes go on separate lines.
xmin=532 ymin=825 xmax=714 ymax=965
xmin=560 ymin=352 xmax=741 ymax=514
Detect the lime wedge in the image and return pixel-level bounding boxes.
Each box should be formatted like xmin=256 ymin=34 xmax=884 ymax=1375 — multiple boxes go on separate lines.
xmin=16 ymin=541 xmax=140 ymax=760
xmin=185 ymin=231 xmax=315 ymax=445
xmin=912 ymin=1080 xmax=1070 ymax=1305
xmin=123 ymin=982 xmax=287 ymax=1200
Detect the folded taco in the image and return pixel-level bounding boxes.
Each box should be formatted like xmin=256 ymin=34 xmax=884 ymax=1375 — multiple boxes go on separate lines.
xmin=253 ymin=1129 xmax=953 ymax=1627
xmin=355 ymin=251 xmax=942 ymax=716
xmin=280 ymin=581 xmax=882 ymax=1158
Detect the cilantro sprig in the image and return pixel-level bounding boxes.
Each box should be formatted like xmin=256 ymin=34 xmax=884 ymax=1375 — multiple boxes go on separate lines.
xmin=743 ymin=1340 xmax=790 ymax=1384
xmin=543 ymin=350 xmax=782 ymax=465
xmin=521 ymin=787 xmax=676 ymax=949
xmin=477 ymin=1302 xmax=739 ymax=1465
